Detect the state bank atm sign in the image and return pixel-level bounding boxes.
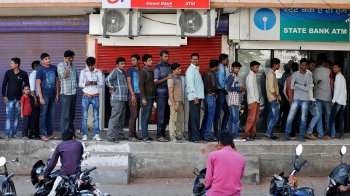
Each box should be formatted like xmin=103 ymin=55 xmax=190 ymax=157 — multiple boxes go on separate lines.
xmin=102 ymin=0 xmax=210 ymax=9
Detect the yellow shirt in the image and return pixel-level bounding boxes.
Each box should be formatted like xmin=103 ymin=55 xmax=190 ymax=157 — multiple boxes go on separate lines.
xmin=266 ymin=69 xmax=281 ymax=102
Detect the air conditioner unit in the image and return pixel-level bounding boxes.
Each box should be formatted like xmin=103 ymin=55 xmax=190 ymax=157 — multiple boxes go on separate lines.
xmin=100 ymin=9 xmax=140 ymax=37
xmin=176 ymin=9 xmax=217 ymax=37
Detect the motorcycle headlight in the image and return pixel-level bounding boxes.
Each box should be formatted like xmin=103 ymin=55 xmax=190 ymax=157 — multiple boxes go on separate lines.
xmin=328 ymin=177 xmax=336 ymax=187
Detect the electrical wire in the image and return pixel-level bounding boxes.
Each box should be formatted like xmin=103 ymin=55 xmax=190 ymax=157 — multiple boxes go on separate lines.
xmin=142 ymin=16 xmax=176 ymax=26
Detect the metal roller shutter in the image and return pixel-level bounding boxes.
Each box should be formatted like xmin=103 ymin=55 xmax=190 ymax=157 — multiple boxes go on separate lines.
xmin=0 ymin=33 xmax=86 ymax=133
xmin=95 ymin=36 xmax=222 ymax=74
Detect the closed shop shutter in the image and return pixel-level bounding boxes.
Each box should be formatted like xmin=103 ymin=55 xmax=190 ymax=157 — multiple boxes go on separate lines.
xmin=0 ymin=33 xmax=86 ymax=133
xmin=95 ymin=36 xmax=222 ymax=74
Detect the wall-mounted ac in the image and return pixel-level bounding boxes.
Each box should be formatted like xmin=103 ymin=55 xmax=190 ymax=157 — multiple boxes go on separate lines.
xmin=176 ymin=9 xmax=217 ymax=37
xmin=96 ymin=9 xmax=140 ymax=37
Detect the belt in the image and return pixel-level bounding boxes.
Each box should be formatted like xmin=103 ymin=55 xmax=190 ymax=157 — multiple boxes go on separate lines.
xmin=83 ymin=93 xmax=99 ymax=97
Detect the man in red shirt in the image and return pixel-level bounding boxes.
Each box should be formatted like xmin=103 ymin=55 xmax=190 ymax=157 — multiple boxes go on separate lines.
xmin=205 ymin=132 xmax=246 ymax=196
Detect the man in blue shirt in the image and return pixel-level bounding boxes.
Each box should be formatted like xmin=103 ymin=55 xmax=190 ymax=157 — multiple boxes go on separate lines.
xmin=36 ymin=53 xmax=60 ymax=141
xmin=186 ymin=53 xmax=204 ymax=143
xmin=213 ymin=54 xmax=230 ymax=140
xmin=154 ymin=50 xmax=172 ymax=142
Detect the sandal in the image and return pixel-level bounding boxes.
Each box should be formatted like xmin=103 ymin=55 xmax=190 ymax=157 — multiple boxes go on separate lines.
xmin=41 ymin=136 xmax=49 ymax=142
xmin=128 ymin=137 xmax=140 ymax=142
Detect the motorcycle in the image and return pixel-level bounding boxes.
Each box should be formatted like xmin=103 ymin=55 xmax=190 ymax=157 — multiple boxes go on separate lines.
xmin=269 ymin=144 xmax=314 ymax=196
xmin=31 ymin=152 xmax=109 ymax=196
xmin=192 ymin=168 xmax=206 ymax=196
xmin=0 ymin=156 xmax=19 ymax=196
xmin=325 ymin=145 xmax=350 ymax=196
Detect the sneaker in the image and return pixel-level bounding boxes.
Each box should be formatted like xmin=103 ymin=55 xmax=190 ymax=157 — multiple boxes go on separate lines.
xmin=128 ymin=137 xmax=140 ymax=142
xmin=211 ymin=137 xmax=218 ymax=141
xmin=22 ymin=137 xmax=29 ymax=140
xmin=244 ymin=136 xmax=254 ymax=141
xmin=157 ymin=137 xmax=168 ymax=142
xmin=305 ymin=134 xmax=317 ymax=140
xmin=93 ymin=134 xmax=102 ymax=141
xmin=143 ymin=138 xmax=152 ymax=143
xmin=171 ymin=138 xmax=178 ymax=143
xmin=4 ymin=136 xmax=10 ymax=141
xmin=82 ymin=135 xmax=88 ymax=141
xmin=12 ymin=135 xmax=18 ymax=139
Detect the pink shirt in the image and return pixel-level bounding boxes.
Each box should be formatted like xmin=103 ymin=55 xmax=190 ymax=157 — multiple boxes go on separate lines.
xmin=205 ymin=146 xmax=246 ymax=196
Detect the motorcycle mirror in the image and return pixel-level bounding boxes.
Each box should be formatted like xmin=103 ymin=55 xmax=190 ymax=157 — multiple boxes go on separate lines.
xmin=340 ymin=146 xmax=347 ymax=156
xmin=0 ymin=157 xmax=6 ymax=167
xmin=296 ymin=144 xmax=303 ymax=157
xmin=193 ymin=168 xmax=200 ymax=176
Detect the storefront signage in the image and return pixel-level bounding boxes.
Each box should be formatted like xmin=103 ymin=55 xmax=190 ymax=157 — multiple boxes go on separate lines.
xmin=102 ymin=0 xmax=210 ymax=9
xmin=280 ymin=8 xmax=350 ymax=42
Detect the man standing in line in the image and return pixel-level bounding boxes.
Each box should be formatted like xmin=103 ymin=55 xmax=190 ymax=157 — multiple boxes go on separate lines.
xmin=139 ymin=54 xmax=156 ymax=143
xmin=105 ymin=57 xmax=128 ymax=143
xmin=79 ymin=57 xmax=103 ymax=141
xmin=186 ymin=53 xmax=204 ymax=143
xmin=284 ymin=58 xmax=313 ymax=142
xmin=244 ymin=61 xmax=261 ymax=141
xmin=201 ymin=60 xmax=219 ymax=141
xmin=57 ymin=50 xmax=77 ymax=133
xmin=168 ymin=63 xmax=185 ymax=142
xmin=264 ymin=58 xmax=281 ymax=140
xmin=36 ymin=53 xmax=60 ymax=141
xmin=304 ymin=59 xmax=321 ymax=140
xmin=154 ymin=50 xmax=172 ymax=142
xmin=313 ymin=57 xmax=332 ymax=139
xmin=2 ymin=57 xmax=29 ymax=140
xmin=328 ymin=64 xmax=347 ymax=139
xmin=213 ymin=54 xmax=230 ymax=140
xmin=29 ymin=60 xmax=41 ymax=139
xmin=126 ymin=54 xmax=142 ymax=142
xmin=226 ymin=62 xmax=245 ymax=140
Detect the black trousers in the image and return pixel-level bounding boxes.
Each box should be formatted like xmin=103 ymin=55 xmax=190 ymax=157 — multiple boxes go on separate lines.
xmin=22 ymin=116 xmax=30 ymax=137
xmin=29 ymin=96 xmax=40 ymax=137
xmin=188 ymin=100 xmax=201 ymax=142
xmin=156 ymin=97 xmax=170 ymax=138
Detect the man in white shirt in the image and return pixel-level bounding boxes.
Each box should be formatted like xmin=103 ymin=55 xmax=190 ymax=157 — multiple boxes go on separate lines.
xmin=78 ymin=57 xmax=104 ymax=141
xmin=328 ymin=64 xmax=347 ymax=139
xmin=244 ymin=61 xmax=261 ymax=141
xmin=186 ymin=53 xmax=204 ymax=143
xmin=29 ymin=60 xmax=41 ymax=139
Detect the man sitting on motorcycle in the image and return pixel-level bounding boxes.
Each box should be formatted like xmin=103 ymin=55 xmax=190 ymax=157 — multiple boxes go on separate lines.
xmin=205 ymin=131 xmax=246 ymax=196
xmin=38 ymin=129 xmax=84 ymax=195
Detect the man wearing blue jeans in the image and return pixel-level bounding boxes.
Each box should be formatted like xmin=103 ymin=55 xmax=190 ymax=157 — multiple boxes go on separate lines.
xmin=328 ymin=64 xmax=347 ymax=139
xmin=36 ymin=53 xmax=60 ymax=141
xmin=139 ymin=54 xmax=156 ymax=143
xmin=201 ymin=60 xmax=219 ymax=141
xmin=2 ymin=57 xmax=29 ymax=140
xmin=284 ymin=58 xmax=312 ymax=141
xmin=265 ymin=58 xmax=281 ymax=140
xmin=79 ymin=57 xmax=104 ymax=141
xmin=226 ymin=62 xmax=245 ymax=139
xmin=213 ymin=54 xmax=230 ymax=139
xmin=313 ymin=58 xmax=332 ymax=139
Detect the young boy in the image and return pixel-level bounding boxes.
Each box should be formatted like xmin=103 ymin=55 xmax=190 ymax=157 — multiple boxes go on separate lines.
xmin=21 ymin=85 xmax=32 ymax=140
xmin=226 ymin=62 xmax=245 ymax=139
xmin=168 ymin=63 xmax=184 ymax=142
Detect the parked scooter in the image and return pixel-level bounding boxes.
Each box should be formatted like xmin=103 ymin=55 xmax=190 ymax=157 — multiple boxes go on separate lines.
xmin=31 ymin=152 xmax=109 ymax=196
xmin=0 ymin=156 xmax=19 ymax=196
xmin=269 ymin=144 xmax=314 ymax=196
xmin=325 ymin=145 xmax=350 ymax=196
xmin=192 ymin=168 xmax=206 ymax=196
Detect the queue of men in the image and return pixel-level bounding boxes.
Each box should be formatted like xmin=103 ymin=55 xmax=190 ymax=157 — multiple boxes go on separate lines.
xmin=1 ymin=50 xmax=347 ymax=143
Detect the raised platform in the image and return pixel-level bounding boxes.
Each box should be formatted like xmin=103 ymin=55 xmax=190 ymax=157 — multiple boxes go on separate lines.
xmin=0 ymin=135 xmax=349 ymax=185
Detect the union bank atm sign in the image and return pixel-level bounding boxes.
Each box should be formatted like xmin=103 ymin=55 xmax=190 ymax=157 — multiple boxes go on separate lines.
xmin=102 ymin=0 xmax=210 ymax=9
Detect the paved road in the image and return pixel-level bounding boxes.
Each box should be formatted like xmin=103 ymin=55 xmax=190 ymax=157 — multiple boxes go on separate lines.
xmin=12 ymin=176 xmax=329 ymax=196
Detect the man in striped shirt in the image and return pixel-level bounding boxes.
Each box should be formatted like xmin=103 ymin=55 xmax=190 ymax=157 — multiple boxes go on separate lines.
xmin=57 ymin=50 xmax=78 ymax=133
xmin=105 ymin=57 xmax=128 ymax=143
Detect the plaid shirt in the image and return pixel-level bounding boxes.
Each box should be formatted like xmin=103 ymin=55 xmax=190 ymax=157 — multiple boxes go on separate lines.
xmin=57 ymin=61 xmax=78 ymax=95
xmin=226 ymin=73 xmax=241 ymax=106
xmin=105 ymin=68 xmax=128 ymax=101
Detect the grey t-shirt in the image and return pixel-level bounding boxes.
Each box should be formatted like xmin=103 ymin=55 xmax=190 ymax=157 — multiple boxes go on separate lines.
xmin=313 ymin=67 xmax=332 ymax=101
xmin=291 ymin=71 xmax=312 ymax=101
